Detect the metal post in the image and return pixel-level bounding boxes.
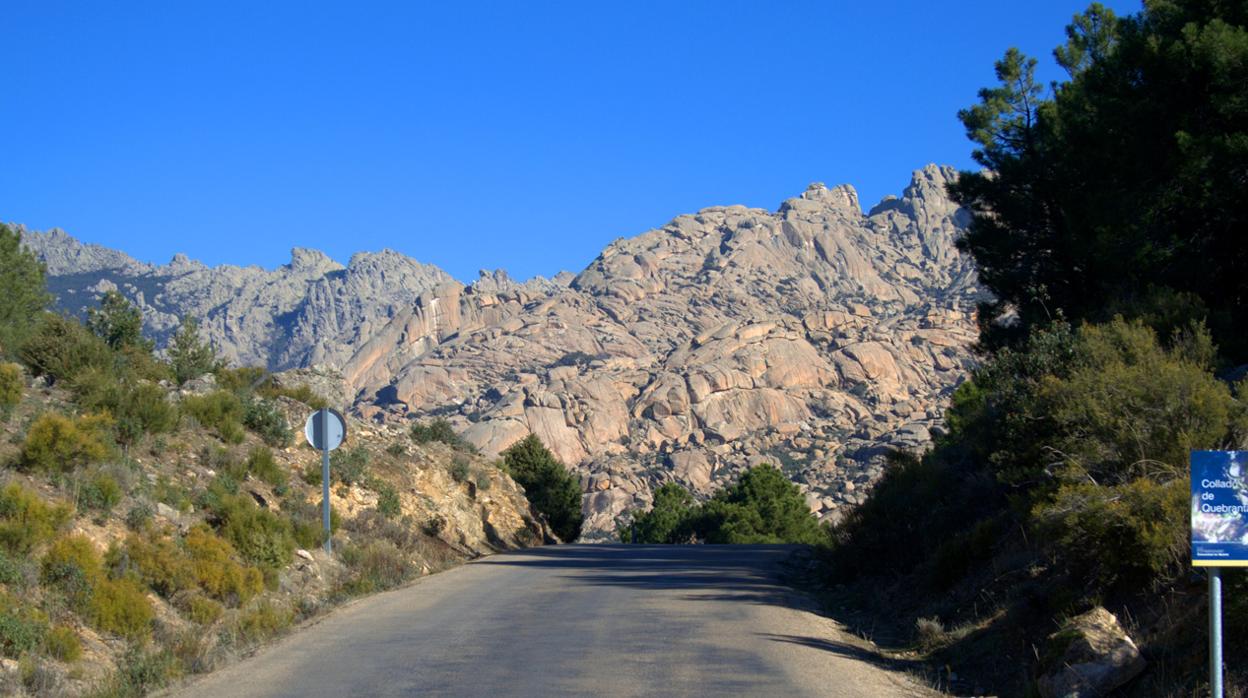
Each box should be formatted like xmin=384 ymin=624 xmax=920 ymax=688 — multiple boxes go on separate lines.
xmin=1210 ymin=566 xmax=1223 ymax=698
xmin=321 ymin=409 xmax=332 ymax=554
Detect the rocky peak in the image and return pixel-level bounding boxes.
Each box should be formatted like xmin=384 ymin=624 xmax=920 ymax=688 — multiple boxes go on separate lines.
xmin=287 ymin=247 xmax=343 ymax=274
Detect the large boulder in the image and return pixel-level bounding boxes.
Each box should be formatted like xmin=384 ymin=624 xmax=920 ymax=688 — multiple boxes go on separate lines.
xmin=1036 ymin=607 xmax=1146 ymax=698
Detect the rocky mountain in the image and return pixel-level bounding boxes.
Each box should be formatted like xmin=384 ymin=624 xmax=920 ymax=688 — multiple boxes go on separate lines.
xmin=20 ymin=164 xmax=981 ymax=539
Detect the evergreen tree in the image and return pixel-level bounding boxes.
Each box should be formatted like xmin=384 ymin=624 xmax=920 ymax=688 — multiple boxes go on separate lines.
xmin=168 ymin=316 xmax=220 ymax=385
xmin=949 ymin=2 xmax=1248 ymax=359
xmin=87 ymin=290 xmax=152 ymax=352
xmin=501 ymin=435 xmax=582 ymax=542
xmin=0 ymin=224 xmax=51 ymax=358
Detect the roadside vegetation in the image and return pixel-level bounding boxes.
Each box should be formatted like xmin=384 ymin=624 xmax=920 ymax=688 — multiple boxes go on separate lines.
xmin=624 ymin=464 xmax=826 ymax=545
xmin=0 ymin=223 xmax=545 ymax=696
xmin=827 ymin=3 xmax=1248 ymax=695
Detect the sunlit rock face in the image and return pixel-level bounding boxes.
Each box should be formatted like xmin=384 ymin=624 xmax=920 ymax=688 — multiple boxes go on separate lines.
xmin=26 ymin=164 xmax=982 ymax=539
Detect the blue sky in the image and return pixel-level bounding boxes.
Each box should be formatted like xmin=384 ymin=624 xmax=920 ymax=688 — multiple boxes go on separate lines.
xmin=2 ymin=1 xmax=1140 ymax=282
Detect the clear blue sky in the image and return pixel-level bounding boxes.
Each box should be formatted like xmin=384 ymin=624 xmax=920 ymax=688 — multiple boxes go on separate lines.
xmin=3 ymin=1 xmax=1140 ymax=282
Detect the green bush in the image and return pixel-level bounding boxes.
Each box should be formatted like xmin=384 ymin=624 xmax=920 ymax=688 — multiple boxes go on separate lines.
xmin=0 ymin=483 xmax=72 ymax=554
xmin=339 ymin=540 xmax=412 ymax=595
xmin=19 ymin=412 xmax=113 ymax=472
xmin=109 ymin=646 xmax=177 ymax=696
xmin=410 ymin=418 xmax=474 ymax=451
xmin=0 ymin=593 xmax=47 ymax=659
xmin=44 ymin=625 xmax=81 ymax=662
xmin=0 ymin=363 xmax=22 ymax=418
xmin=18 ymin=313 xmax=112 ymax=385
xmin=694 ymin=465 xmax=826 ymax=545
xmin=182 ymin=390 xmax=245 ymax=443
xmin=77 ymin=469 xmax=124 ymax=513
xmin=385 ymin=442 xmax=406 ymax=457
xmin=243 ymin=398 xmax=291 ymax=447
xmin=89 ymin=577 xmax=153 ymax=640
xmin=244 ymin=446 xmax=286 ymax=487
xmin=0 ymin=224 xmax=51 ymax=359
xmin=330 ymin=447 xmax=371 ymax=486
xmin=182 ymin=594 xmax=224 ymax=625
xmin=125 ymin=502 xmax=154 ymax=531
xmin=213 ymin=495 xmax=295 ymax=569
xmin=123 ymin=526 xmax=262 ymax=607
xmin=73 ymin=369 xmax=177 ymax=445
xmin=449 ymin=454 xmax=471 ymax=483
xmin=627 ymin=482 xmax=697 ymax=543
xmin=287 ymin=497 xmax=339 ymax=550
xmin=1033 ymin=478 xmax=1189 ymax=592
xmin=231 ymin=600 xmax=293 ymax=645
xmin=375 ymin=482 xmax=401 ymax=519
xmin=501 ymin=435 xmax=582 ymax=542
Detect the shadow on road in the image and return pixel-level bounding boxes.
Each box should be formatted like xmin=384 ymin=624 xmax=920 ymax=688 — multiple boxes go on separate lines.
xmin=475 ymin=544 xmax=803 ymax=607
xmin=758 ymin=633 xmax=921 ymax=672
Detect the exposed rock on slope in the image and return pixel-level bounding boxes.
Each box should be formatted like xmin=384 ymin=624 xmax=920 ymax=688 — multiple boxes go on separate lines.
xmin=342 ymin=165 xmax=981 ymax=538
xmin=22 ymin=164 xmax=981 ymax=539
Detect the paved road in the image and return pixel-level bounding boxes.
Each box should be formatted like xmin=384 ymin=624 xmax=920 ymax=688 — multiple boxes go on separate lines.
xmin=173 ymin=545 xmax=930 ymax=698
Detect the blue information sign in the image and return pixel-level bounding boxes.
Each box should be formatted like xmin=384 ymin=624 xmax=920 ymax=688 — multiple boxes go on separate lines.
xmin=1192 ymin=450 xmax=1248 ymax=567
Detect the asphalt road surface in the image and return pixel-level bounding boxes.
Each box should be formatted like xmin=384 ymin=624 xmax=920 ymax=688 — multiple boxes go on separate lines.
xmin=172 ymin=545 xmax=931 ymax=697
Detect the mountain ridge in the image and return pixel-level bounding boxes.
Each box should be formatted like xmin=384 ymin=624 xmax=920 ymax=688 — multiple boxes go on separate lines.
xmin=18 ymin=164 xmax=982 ymax=538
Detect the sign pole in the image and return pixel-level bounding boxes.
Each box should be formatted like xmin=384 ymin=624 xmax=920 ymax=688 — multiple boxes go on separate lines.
xmin=1210 ymin=566 xmax=1223 ymax=698
xmin=321 ymin=408 xmax=332 ymax=553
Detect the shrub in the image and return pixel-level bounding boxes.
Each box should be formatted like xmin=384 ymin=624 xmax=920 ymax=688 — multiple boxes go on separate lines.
xmin=231 ymin=601 xmax=293 ymax=645
xmin=0 ymin=483 xmax=72 ymax=554
xmin=330 ymin=447 xmax=371 ymax=486
xmin=339 ymin=540 xmax=412 ymax=596
xmin=0 ymin=550 xmax=27 ymax=587
xmin=0 ymin=363 xmax=22 ymax=418
xmin=1033 ymin=478 xmax=1188 ymax=592
xmin=125 ymin=502 xmax=154 ymax=531
xmin=449 ymin=455 xmax=471 ymax=483
xmin=287 ymin=497 xmax=339 ymax=550
xmin=0 ymin=594 xmax=47 ymax=659
xmin=213 ymin=495 xmax=295 ymax=569
xmin=183 ymin=594 xmax=224 ymax=625
xmin=19 ymin=412 xmax=112 ymax=472
xmin=111 ymin=646 xmax=177 ymax=696
xmin=77 ymin=469 xmax=123 ymax=513
xmin=244 ymin=446 xmax=286 ymax=487
xmin=628 ymin=482 xmax=697 ymax=544
xmin=183 ymin=526 xmax=264 ymax=605
xmin=42 ymin=535 xmax=104 ymax=585
xmin=89 ymin=577 xmax=153 ymax=640
xmin=375 ymin=482 xmax=401 ymax=519
xmin=243 ymin=398 xmax=291 ymax=447
xmin=410 ymin=418 xmax=473 ymax=451
xmin=18 ymin=313 xmax=112 ymax=384
xmin=44 ymin=625 xmax=81 ymax=662
xmin=385 ymin=442 xmax=406 ymax=457
xmin=73 ymin=370 xmax=177 ymax=445
xmin=182 ymin=390 xmax=245 ymax=443
xmin=501 ymin=435 xmax=582 ymax=542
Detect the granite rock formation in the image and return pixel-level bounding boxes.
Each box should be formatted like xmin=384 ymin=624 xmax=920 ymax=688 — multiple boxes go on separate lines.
xmin=21 ymin=164 xmax=981 ymax=539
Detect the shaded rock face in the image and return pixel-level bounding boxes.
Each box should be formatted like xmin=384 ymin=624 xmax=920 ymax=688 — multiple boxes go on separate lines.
xmin=23 ymin=164 xmax=982 ymax=540
xmin=21 ymin=232 xmax=454 ymax=371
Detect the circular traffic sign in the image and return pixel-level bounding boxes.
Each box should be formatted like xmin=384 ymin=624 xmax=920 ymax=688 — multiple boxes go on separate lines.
xmin=304 ymin=408 xmax=347 ymax=451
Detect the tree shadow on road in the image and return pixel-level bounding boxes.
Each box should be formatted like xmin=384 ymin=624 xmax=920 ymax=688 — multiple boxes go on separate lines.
xmin=475 ymin=544 xmax=803 ymax=607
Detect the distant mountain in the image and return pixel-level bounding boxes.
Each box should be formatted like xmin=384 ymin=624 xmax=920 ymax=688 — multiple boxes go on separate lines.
xmin=21 ymin=164 xmax=982 ymax=538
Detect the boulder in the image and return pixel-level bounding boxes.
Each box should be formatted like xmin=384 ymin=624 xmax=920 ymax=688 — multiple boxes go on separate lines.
xmin=1036 ymin=607 xmax=1146 ymax=698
